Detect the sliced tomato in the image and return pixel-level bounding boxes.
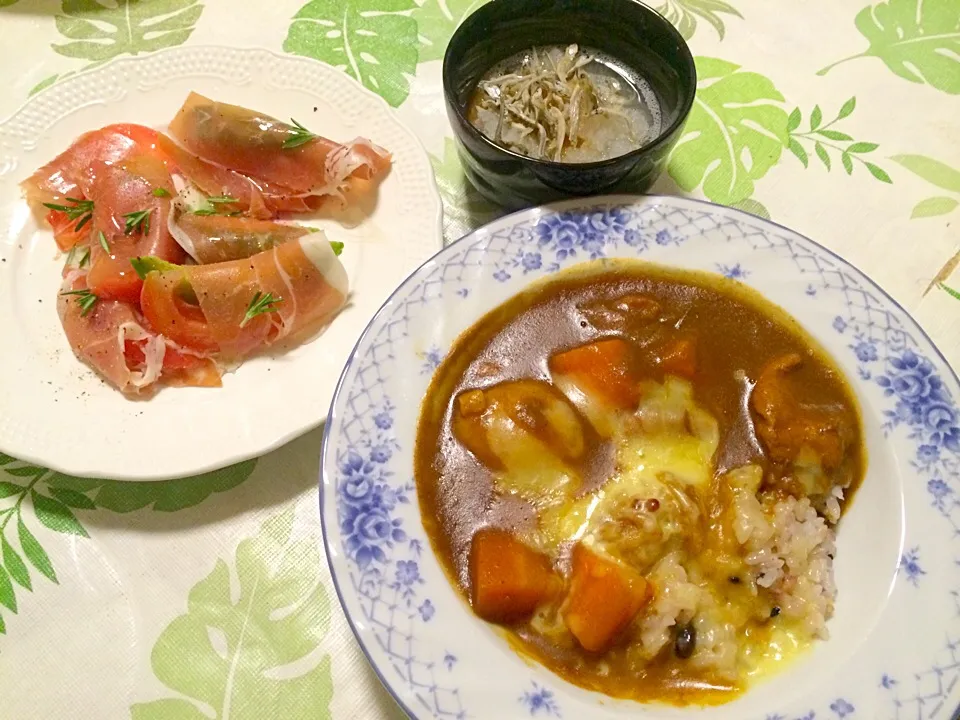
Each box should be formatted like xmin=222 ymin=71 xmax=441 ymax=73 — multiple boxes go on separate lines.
xmin=124 ymin=339 xmax=221 ymax=388
xmin=87 ymin=251 xmax=143 ymax=304
xmin=162 ymin=347 xmax=199 ymax=370
xmin=87 ymin=235 xmax=184 ymax=304
xmin=164 ymin=355 xmax=222 ymax=387
xmin=140 ymin=270 xmax=219 ymax=353
xmin=46 ymin=209 xmax=90 ymax=251
xmin=161 ymin=346 xmax=222 ymax=387
xmin=123 ymin=340 xmax=146 ymax=367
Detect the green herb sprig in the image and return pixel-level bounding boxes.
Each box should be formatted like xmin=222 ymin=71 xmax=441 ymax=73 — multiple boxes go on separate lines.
xmin=123 ymin=209 xmax=152 ymax=235
xmin=192 ymin=195 xmax=242 ymax=217
xmin=191 ymin=208 xmax=243 ymax=217
xmin=65 ymin=245 xmax=91 ymax=269
xmin=282 ymin=119 xmax=317 ymax=150
xmin=98 ymin=231 xmax=110 ymax=253
xmin=152 ymin=187 xmax=171 ymax=198
xmin=240 ymin=291 xmax=282 ymax=327
xmin=42 ymin=198 xmax=94 ymax=232
xmin=60 ymin=288 xmax=98 ymax=317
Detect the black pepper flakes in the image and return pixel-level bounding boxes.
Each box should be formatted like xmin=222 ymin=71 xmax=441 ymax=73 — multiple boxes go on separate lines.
xmin=729 ymin=576 xmax=741 ymax=584
xmin=770 ymin=606 xmax=781 ymax=618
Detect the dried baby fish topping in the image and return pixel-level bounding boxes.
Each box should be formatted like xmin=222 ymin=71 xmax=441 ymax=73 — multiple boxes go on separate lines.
xmin=468 ymin=44 xmax=657 ymax=163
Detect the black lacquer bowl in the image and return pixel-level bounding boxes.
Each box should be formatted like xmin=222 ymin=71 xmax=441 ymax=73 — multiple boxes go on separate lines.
xmin=442 ymin=0 xmax=697 ymax=210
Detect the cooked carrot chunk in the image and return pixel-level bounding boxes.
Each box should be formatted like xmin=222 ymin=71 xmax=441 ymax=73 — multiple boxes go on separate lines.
xmin=562 ymin=544 xmax=651 ymax=653
xmin=751 ymin=353 xmax=851 ymax=475
xmin=469 ymin=527 xmax=560 ymax=623
xmin=549 ymin=338 xmax=639 ymax=409
xmin=658 ymin=336 xmax=697 ymax=379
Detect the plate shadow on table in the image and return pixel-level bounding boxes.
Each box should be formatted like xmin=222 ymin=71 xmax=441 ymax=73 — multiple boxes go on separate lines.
xmin=76 ymin=425 xmax=325 ymax=533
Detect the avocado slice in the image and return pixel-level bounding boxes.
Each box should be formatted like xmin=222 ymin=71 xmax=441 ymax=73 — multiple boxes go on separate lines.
xmin=130 ymin=255 xmax=181 ymax=280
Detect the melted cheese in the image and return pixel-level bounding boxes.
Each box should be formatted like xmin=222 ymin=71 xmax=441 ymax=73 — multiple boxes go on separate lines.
xmin=535 ymin=376 xmax=719 ymax=554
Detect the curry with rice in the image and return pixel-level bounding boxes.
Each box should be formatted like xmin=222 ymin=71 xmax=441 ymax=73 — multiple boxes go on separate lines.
xmin=415 ymin=259 xmax=865 ymax=705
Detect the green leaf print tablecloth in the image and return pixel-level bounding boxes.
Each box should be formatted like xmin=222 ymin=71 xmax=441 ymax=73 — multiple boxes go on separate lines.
xmin=0 ymin=1 xmax=957 ymax=717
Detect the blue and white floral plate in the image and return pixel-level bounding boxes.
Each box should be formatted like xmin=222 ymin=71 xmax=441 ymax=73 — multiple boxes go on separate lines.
xmin=320 ymin=195 xmax=960 ymax=719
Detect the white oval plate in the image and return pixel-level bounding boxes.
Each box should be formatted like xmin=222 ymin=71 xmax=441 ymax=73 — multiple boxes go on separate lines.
xmin=322 ymin=195 xmax=960 ymax=719
xmin=0 ymin=46 xmax=442 ymax=480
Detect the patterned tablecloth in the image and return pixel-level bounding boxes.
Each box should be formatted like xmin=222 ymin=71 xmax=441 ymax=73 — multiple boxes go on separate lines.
xmin=0 ymin=1 xmax=957 ymax=718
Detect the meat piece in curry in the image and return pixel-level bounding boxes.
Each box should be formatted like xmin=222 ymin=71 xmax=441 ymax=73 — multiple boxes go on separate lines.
xmin=414 ymin=260 xmax=865 ymax=706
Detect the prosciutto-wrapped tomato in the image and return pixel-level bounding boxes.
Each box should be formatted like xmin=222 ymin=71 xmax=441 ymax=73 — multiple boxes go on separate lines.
xmin=22 ymin=123 xmax=160 ymax=250
xmin=167 ymin=92 xmax=391 ymax=211
xmin=58 ymin=272 xmax=220 ymax=395
xmin=139 ymin=231 xmax=348 ymax=359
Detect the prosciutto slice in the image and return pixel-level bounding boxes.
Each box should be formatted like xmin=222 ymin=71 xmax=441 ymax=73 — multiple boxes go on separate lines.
xmin=22 ymin=124 xmax=158 ymax=208
xmin=156 ymin=133 xmax=275 ymax=218
xmin=167 ymin=93 xmax=390 ymax=207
